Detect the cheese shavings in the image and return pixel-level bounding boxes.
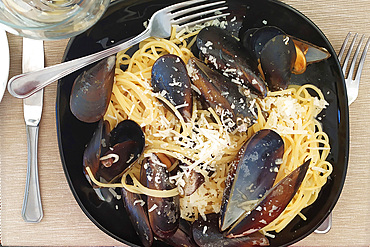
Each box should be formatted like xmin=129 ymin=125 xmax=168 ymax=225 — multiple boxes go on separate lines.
xmin=258 ymin=87 xmax=328 ymax=135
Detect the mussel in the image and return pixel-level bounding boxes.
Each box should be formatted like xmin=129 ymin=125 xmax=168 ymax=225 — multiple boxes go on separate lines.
xmin=240 ymin=26 xmax=330 ymax=91
xmin=144 ymin=153 xmax=180 ymax=239
xmin=226 ymin=159 xmax=311 ymax=238
xmin=196 ymin=26 xmax=267 ymax=97
xmin=246 ymin=26 xmax=296 ymax=91
xmin=161 ymin=219 xmax=198 ymax=247
xmin=151 ymin=54 xmax=193 ymax=122
xmin=192 ymin=213 xmax=269 ymax=247
xmin=83 ymin=119 xmax=145 ymax=185
xmin=121 ymin=176 xmax=153 ymax=247
xmin=70 ymin=56 xmax=116 ymax=123
xmin=181 ymin=166 xmax=206 ymax=197
xmin=151 ymin=55 xmax=205 ymax=195
xmin=220 ymin=129 xmax=284 ymax=232
xmin=187 ymin=57 xmax=258 ymax=130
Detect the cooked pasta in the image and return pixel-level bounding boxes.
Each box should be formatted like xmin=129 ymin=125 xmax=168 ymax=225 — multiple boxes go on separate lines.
xmin=85 ymin=24 xmax=332 ymax=236
xmin=251 ymin=85 xmax=332 ymax=233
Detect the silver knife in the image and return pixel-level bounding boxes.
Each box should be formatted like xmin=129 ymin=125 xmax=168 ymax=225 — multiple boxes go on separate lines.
xmin=22 ymin=37 xmax=44 ymax=223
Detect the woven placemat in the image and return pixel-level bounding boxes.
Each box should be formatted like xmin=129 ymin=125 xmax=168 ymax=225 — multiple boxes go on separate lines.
xmin=1 ymin=0 xmax=370 ymax=245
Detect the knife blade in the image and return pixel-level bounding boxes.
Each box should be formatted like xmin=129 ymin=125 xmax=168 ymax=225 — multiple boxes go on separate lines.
xmin=22 ymin=37 xmax=44 ymax=223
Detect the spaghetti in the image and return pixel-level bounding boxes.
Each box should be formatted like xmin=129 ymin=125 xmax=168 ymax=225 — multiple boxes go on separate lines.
xmin=87 ymin=25 xmax=333 ymax=236
xmin=251 ymin=85 xmax=332 ymax=233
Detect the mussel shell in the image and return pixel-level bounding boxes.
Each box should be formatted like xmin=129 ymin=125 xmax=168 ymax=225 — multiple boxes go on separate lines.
xmin=167 ymin=159 xmax=205 ymax=197
xmin=220 ymin=129 xmax=284 ymax=232
xmin=226 ymin=159 xmax=311 ymax=238
xmin=160 ymin=219 xmax=198 ymax=247
xmin=241 ymin=26 xmax=331 ymax=90
xmin=144 ymin=154 xmax=180 ymax=239
xmin=242 ymin=26 xmax=296 ymax=91
xmin=121 ymin=176 xmax=153 ymax=247
xmin=246 ymin=26 xmax=285 ymax=60
xmin=70 ymin=56 xmax=115 ymax=123
xmin=83 ymin=119 xmax=111 ymax=186
xmin=98 ymin=140 xmax=141 ymax=182
xmin=291 ymin=36 xmax=331 ymax=64
xmin=239 ymin=28 xmax=258 ymax=53
xmin=196 ymin=26 xmax=267 ymax=97
xmin=98 ymin=120 xmax=145 ymax=183
xmin=151 ymin=54 xmax=193 ymax=122
xmin=188 ymin=57 xmax=258 ymax=130
xmin=192 ymin=213 xmax=269 ymax=247
xmin=109 ymin=119 xmax=145 ymax=152
xmin=182 ymin=169 xmax=205 ymax=197
xmin=83 ymin=119 xmax=145 ymax=185
xmin=260 ymin=34 xmax=296 ymax=91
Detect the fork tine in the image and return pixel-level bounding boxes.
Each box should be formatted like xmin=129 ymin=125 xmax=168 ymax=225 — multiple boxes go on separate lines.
xmin=338 ymin=32 xmax=351 ymax=62
xmin=342 ymin=33 xmax=358 ymax=74
xmin=172 ymin=6 xmax=228 ymax=25
xmin=353 ymin=36 xmax=370 ymax=82
xmin=347 ymin=35 xmax=365 ymax=80
xmin=175 ymin=12 xmax=230 ymax=31
xmin=164 ymin=0 xmax=208 ymax=12
xmin=171 ymin=1 xmax=226 ymax=19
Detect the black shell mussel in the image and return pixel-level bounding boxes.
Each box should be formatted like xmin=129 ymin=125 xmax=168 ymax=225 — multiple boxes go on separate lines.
xmin=188 ymin=57 xmax=258 ymax=130
xmin=70 ymin=56 xmax=116 ymax=123
xmin=144 ymin=153 xmax=180 ymax=239
xmin=161 ymin=219 xmax=198 ymax=247
xmin=151 ymin=55 xmax=205 ymax=195
xmin=196 ymin=26 xmax=267 ymax=97
xmin=220 ymin=129 xmax=284 ymax=232
xmin=240 ymin=26 xmax=330 ymax=91
xmin=122 ymin=176 xmax=153 ymax=247
xmin=217 ymin=128 xmax=311 ymax=238
xmin=83 ymin=119 xmax=145 ymax=185
xmin=122 ymin=153 xmax=183 ymax=246
xmin=226 ymin=159 xmax=310 ymax=238
xmin=241 ymin=26 xmax=296 ymax=91
xmin=192 ymin=213 xmax=269 ymax=247
xmin=151 ymin=54 xmax=193 ymax=122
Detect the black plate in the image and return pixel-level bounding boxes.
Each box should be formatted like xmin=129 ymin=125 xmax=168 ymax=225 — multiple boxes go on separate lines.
xmin=56 ymin=0 xmax=349 ymax=246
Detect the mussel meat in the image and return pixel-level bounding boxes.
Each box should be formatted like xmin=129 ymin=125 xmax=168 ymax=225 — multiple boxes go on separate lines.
xmin=196 ymin=26 xmax=267 ymax=97
xmin=151 ymin=54 xmax=193 ymax=122
xmin=220 ymin=129 xmax=284 ymax=232
xmin=181 ymin=166 xmax=206 ymax=197
xmin=70 ymin=55 xmax=116 ymax=123
xmin=83 ymin=119 xmax=145 ymax=185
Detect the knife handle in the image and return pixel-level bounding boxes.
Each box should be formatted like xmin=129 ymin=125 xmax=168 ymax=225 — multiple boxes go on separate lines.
xmin=22 ymin=125 xmax=43 ymax=223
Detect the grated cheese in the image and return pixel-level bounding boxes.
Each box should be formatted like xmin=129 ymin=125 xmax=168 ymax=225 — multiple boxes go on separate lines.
xmin=133 ymin=199 xmax=145 ymax=206
xmin=148 ymin=204 xmax=158 ymax=213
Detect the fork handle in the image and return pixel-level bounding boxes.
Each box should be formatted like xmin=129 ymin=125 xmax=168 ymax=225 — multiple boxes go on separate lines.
xmin=22 ymin=125 xmax=43 ymax=223
xmin=8 ymin=29 xmax=151 ymax=99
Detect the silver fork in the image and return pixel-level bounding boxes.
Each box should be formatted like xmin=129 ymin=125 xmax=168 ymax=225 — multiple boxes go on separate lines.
xmin=339 ymin=32 xmax=370 ymax=105
xmin=315 ymin=32 xmax=369 ymax=234
xmin=7 ymin=0 xmax=229 ymax=99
